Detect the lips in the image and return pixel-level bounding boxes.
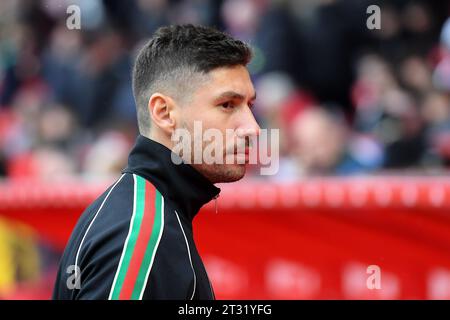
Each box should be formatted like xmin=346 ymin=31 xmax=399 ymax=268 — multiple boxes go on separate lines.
xmin=233 ymin=146 xmax=249 ymax=154
xmin=233 ymin=147 xmax=250 ymax=163
xmin=232 ymin=144 xmax=249 ymax=153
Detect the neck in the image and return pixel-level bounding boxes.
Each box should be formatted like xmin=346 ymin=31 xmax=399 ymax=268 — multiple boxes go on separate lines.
xmin=122 ymin=135 xmax=221 ymax=221
xmin=148 ymin=131 xmax=174 ymax=151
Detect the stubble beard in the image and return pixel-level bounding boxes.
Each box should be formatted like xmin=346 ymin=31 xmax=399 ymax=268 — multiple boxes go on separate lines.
xmin=179 ymin=120 xmax=247 ymax=184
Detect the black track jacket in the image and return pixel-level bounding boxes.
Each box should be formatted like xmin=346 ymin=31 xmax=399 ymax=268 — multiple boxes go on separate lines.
xmin=53 ymin=135 xmax=220 ymax=300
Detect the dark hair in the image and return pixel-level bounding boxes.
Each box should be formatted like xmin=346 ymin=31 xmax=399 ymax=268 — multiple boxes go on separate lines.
xmin=132 ymin=24 xmax=252 ymax=135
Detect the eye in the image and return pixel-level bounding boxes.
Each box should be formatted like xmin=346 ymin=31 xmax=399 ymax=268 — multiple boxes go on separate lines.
xmin=220 ymin=101 xmax=235 ymax=110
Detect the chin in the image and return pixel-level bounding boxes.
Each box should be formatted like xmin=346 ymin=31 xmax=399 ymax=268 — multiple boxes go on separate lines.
xmin=195 ymin=163 xmax=247 ymax=184
xmin=219 ymin=164 xmax=246 ymax=183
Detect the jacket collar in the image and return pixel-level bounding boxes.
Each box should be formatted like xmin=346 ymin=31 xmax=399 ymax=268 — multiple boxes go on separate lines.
xmin=122 ymin=135 xmax=220 ymax=221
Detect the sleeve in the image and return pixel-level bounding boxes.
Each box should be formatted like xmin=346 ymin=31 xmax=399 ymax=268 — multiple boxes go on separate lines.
xmin=75 ymin=209 xmax=195 ymax=299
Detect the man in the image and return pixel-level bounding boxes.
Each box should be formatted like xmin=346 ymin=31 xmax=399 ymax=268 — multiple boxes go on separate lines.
xmin=53 ymin=24 xmax=260 ymax=300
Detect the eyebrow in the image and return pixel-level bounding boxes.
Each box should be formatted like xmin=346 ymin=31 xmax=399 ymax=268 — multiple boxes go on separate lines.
xmin=216 ymin=91 xmax=257 ymax=101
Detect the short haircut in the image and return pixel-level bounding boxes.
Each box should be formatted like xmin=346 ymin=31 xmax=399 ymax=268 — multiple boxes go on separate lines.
xmin=132 ymin=24 xmax=252 ymax=135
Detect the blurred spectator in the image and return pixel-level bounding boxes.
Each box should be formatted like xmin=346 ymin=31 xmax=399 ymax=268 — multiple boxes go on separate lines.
xmin=82 ymin=130 xmax=132 ymax=179
xmin=379 ymin=89 xmax=426 ymax=169
xmin=282 ymin=106 xmax=382 ymax=177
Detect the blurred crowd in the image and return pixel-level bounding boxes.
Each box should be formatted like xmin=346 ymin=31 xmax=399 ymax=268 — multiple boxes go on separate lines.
xmin=1 ymin=0 xmax=450 ymax=180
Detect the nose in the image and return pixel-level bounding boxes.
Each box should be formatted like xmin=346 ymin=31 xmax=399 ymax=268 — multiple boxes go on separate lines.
xmin=236 ymin=106 xmax=261 ymax=138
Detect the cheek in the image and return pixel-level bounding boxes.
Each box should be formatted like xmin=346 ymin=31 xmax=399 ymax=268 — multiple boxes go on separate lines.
xmin=180 ymin=107 xmax=194 ymax=123
xmin=183 ymin=103 xmax=237 ymax=140
xmin=183 ymin=103 xmax=212 ymax=122
xmin=201 ymin=107 xmax=230 ymax=129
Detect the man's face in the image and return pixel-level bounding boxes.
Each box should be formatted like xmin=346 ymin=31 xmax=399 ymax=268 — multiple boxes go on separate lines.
xmin=175 ymin=65 xmax=260 ymax=183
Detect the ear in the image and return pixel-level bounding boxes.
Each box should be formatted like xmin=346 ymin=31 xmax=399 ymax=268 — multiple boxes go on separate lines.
xmin=148 ymin=93 xmax=177 ymax=135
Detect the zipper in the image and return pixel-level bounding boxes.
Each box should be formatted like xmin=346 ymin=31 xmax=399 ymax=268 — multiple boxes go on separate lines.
xmin=213 ymin=194 xmax=219 ymax=214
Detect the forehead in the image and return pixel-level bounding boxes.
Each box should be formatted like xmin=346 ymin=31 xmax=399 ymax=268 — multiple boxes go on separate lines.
xmin=196 ymin=65 xmax=255 ymax=98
